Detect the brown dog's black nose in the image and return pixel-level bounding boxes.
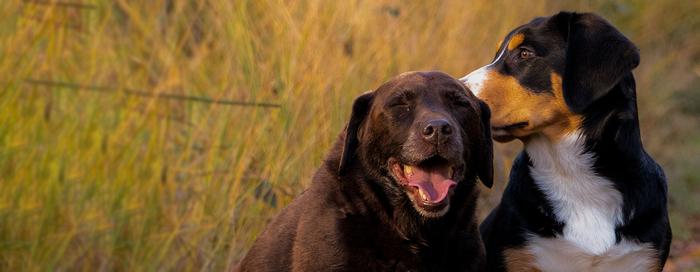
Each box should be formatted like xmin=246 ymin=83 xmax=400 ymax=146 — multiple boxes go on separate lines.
xmin=422 ymin=119 xmax=452 ymax=144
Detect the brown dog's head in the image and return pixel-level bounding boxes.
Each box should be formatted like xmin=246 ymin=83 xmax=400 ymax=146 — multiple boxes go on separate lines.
xmin=338 ymin=71 xmax=493 ymax=218
xmin=460 ymin=12 xmax=640 ymax=143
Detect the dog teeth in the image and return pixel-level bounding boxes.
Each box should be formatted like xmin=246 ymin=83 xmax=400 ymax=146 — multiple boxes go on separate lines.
xmin=448 ymin=168 xmax=454 ymax=178
xmin=404 ymin=165 xmax=413 ymax=177
xmin=419 ymin=189 xmax=429 ymax=201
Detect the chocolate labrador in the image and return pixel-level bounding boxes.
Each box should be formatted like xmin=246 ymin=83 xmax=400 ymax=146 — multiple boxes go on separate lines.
xmin=236 ymin=71 xmax=493 ymax=271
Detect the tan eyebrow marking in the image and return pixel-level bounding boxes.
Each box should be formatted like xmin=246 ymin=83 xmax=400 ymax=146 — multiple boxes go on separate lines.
xmin=507 ymin=33 xmax=525 ymax=51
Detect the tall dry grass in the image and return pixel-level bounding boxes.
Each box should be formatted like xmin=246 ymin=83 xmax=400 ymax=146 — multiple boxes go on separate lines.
xmin=0 ymin=0 xmax=698 ymax=270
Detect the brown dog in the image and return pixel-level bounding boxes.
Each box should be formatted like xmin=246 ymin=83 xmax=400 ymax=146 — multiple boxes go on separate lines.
xmin=235 ymin=71 xmax=493 ymax=271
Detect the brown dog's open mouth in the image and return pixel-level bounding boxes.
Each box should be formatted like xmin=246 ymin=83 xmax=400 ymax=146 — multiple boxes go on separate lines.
xmin=389 ymin=157 xmax=458 ymax=208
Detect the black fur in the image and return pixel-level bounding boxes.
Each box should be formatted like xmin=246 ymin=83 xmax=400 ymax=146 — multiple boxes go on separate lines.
xmin=560 ymin=13 xmax=641 ymax=113
xmin=476 ymin=100 xmax=494 ymax=188
xmin=478 ymin=12 xmax=671 ymax=271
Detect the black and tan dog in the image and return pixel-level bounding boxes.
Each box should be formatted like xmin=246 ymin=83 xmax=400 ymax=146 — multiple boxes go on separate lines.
xmin=460 ymin=12 xmax=671 ymax=271
xmin=236 ymin=71 xmax=493 ymax=271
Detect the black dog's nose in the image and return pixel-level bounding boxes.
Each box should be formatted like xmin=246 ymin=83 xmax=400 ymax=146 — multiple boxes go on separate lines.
xmin=422 ymin=119 xmax=452 ymax=143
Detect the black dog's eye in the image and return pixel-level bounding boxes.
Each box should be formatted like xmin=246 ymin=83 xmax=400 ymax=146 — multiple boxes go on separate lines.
xmin=519 ymin=48 xmax=535 ymax=59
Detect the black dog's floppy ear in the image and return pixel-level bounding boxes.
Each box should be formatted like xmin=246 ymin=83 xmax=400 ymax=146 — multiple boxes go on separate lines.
xmin=338 ymin=91 xmax=374 ymax=175
xmin=556 ymin=12 xmax=640 ymax=113
xmin=476 ymin=100 xmax=494 ymax=188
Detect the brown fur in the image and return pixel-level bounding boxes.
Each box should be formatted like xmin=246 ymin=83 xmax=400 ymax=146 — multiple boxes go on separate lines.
xmin=503 ymin=248 xmax=540 ymax=272
xmin=235 ymin=71 xmax=492 ymax=271
xmin=507 ymin=33 xmax=525 ymax=51
xmin=502 ymin=237 xmax=660 ymax=272
xmin=475 ymin=70 xmax=581 ymax=142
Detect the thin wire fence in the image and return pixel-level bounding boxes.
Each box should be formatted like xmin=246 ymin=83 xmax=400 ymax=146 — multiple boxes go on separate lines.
xmin=24 ymin=78 xmax=282 ymax=108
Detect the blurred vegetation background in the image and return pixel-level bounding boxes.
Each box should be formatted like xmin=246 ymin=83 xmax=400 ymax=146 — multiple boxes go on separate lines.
xmin=0 ymin=0 xmax=698 ymax=270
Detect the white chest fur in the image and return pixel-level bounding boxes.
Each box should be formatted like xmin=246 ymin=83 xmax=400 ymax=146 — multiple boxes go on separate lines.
xmin=526 ymin=131 xmax=623 ymax=255
xmin=520 ymin=132 xmax=657 ymax=271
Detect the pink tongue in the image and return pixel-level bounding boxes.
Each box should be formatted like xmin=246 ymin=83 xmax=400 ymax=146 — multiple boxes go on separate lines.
xmin=406 ymin=166 xmax=457 ymax=204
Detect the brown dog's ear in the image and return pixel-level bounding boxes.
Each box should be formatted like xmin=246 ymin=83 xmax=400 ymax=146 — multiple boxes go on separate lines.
xmin=476 ymin=100 xmax=493 ymax=188
xmin=338 ymin=91 xmax=374 ymax=175
xmin=552 ymin=12 xmax=640 ymax=113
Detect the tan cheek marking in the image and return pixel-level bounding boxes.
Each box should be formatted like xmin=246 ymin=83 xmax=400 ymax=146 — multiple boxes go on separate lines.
xmin=476 ymin=71 xmax=585 ymax=141
xmin=550 ymin=73 xmax=566 ymax=109
xmin=507 ymin=33 xmax=525 ymax=51
xmin=479 ymin=71 xmax=541 ymax=128
xmin=504 ymin=247 xmax=541 ymax=272
xmin=548 ymin=72 xmax=583 ymax=136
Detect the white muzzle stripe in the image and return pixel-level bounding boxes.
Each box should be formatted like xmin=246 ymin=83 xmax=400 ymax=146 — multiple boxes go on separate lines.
xmin=460 ymin=43 xmax=508 ymax=96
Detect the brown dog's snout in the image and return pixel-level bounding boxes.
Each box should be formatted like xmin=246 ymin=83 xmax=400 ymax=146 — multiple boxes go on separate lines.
xmin=422 ymin=119 xmax=453 ymax=144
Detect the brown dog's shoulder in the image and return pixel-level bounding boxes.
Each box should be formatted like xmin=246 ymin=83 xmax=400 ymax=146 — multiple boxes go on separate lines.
xmin=235 ymin=201 xmax=300 ymax=271
xmin=237 ymin=171 xmax=349 ymax=271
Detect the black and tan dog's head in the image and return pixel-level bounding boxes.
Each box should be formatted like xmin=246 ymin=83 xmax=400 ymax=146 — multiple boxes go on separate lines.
xmin=461 ymin=11 xmax=640 ymax=142
xmin=338 ymin=71 xmax=493 ymax=218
